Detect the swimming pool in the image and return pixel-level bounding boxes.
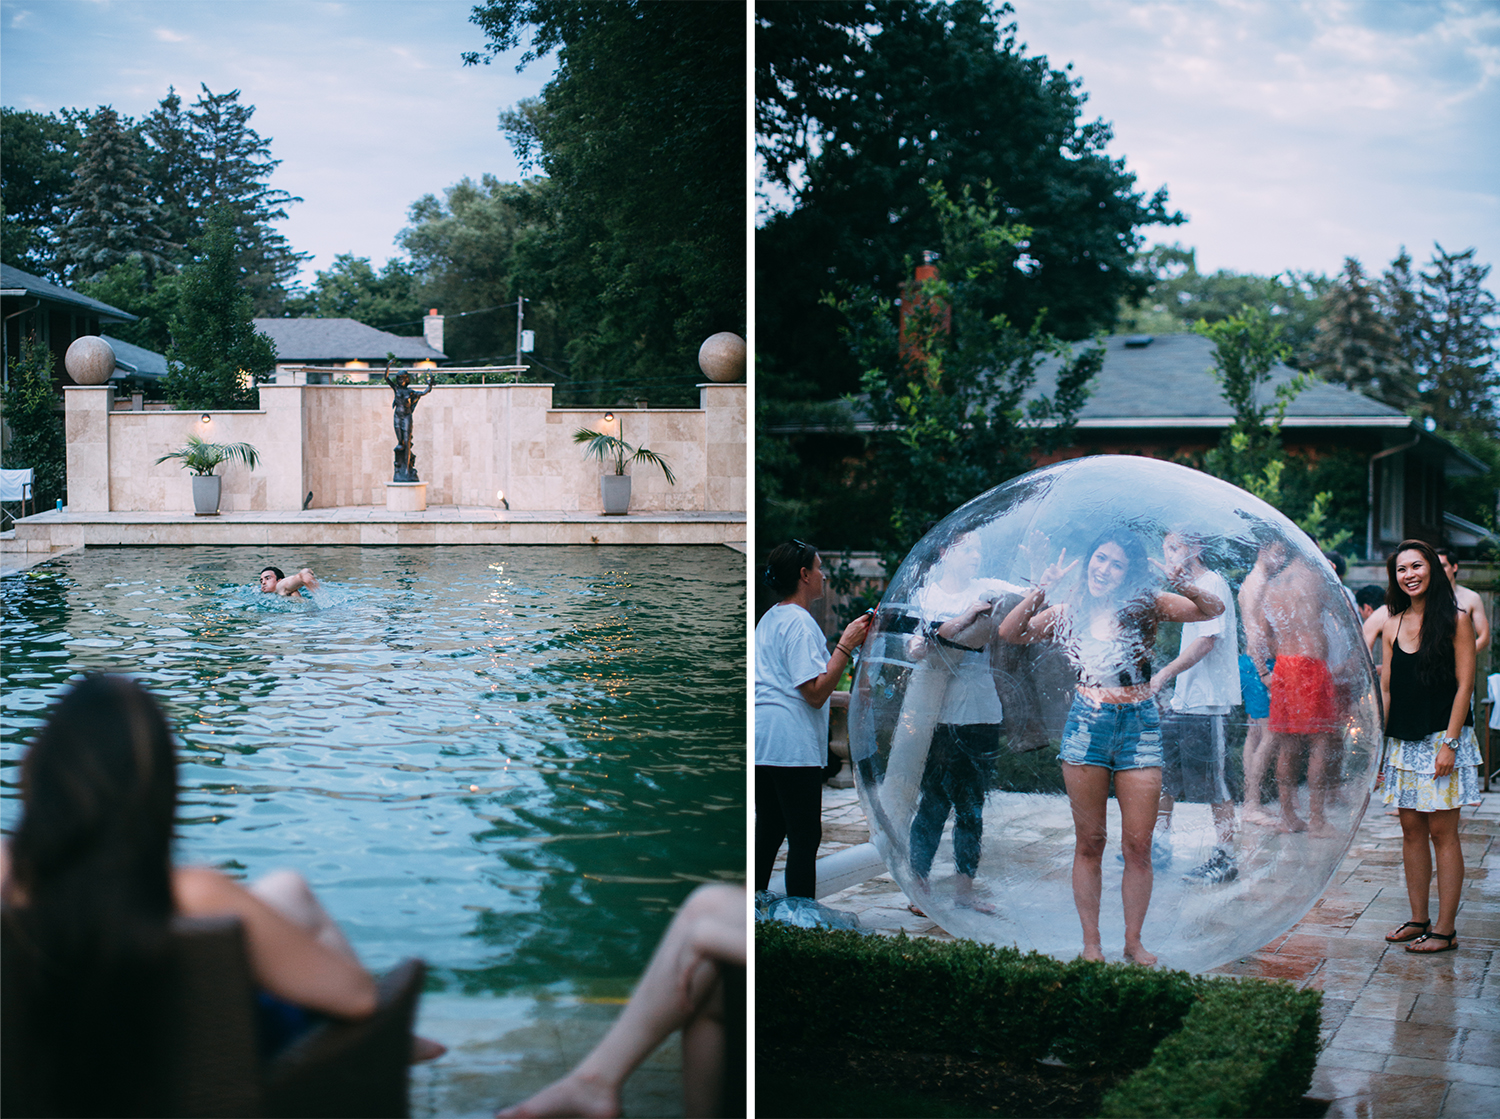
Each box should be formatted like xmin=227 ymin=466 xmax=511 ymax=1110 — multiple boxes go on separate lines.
xmin=1 ymin=545 xmax=745 ymax=1112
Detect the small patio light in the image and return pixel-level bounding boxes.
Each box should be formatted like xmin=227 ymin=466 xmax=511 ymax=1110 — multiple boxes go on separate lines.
xmin=200 ymin=413 xmax=212 ymax=425
xmin=496 ymin=489 xmax=510 ymax=510
xmin=603 ymin=412 xmax=614 ymax=424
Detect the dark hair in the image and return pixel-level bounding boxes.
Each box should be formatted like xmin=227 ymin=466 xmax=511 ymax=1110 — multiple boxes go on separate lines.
xmin=6 ymin=675 xmax=179 ymax=1115
xmin=763 ymin=540 xmax=818 ymax=597
xmin=262 ymin=565 xmax=285 ymax=581
xmin=1322 ymin=550 xmax=1347 ymax=578
xmin=1354 ymin=584 xmax=1385 ymax=611
xmin=1075 ymin=527 xmax=1158 ymax=677
xmin=1385 ymin=539 xmax=1459 ymax=687
xmin=1434 ymin=545 xmax=1457 ymax=569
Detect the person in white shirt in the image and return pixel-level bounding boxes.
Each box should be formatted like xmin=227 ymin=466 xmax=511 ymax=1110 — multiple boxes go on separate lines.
xmin=1148 ymin=529 xmax=1241 ymax=885
xmin=754 ymin=540 xmax=872 ymax=898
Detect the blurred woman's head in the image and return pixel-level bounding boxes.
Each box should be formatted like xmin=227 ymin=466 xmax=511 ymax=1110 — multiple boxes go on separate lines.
xmin=764 ymin=539 xmax=821 ymax=598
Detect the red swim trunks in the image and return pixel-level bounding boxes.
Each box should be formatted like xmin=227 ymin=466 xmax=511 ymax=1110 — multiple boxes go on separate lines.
xmin=1269 ymin=656 xmax=1335 ymax=735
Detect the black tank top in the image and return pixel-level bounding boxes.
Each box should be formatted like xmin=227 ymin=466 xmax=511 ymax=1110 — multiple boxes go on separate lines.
xmin=1386 ymin=615 xmax=1472 ymax=740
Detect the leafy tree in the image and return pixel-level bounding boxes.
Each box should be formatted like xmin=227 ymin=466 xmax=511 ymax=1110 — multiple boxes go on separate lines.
xmin=813 ymin=185 xmax=1100 ymax=570
xmin=162 ymin=206 xmax=277 ymax=410
xmin=468 ymin=0 xmax=745 ymax=407
xmin=53 ymin=106 xmax=173 ymax=283
xmin=74 ymin=257 xmax=181 ymax=355
xmin=757 ymin=0 xmax=1181 ymax=402
xmin=283 ymin=253 xmax=426 ymax=332
xmin=1309 ymin=257 xmax=1416 ymax=411
xmin=0 ymin=338 xmax=67 ymax=509
xmin=0 ymin=108 xmax=81 ymax=275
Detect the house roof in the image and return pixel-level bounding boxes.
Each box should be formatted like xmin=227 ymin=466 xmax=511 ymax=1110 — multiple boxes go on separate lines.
xmin=253 ymin=317 xmax=447 ymax=362
xmin=100 ymin=334 xmax=168 ymax=379
xmin=1029 ymin=332 xmax=1407 ymax=430
xmin=0 ymin=263 xmax=139 ymax=322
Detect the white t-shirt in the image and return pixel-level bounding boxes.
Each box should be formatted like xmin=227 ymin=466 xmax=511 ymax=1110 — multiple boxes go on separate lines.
xmin=912 ymin=581 xmax=1005 ymax=726
xmin=754 ymin=603 xmax=831 ymax=767
xmin=1169 ymin=568 xmax=1241 ymax=715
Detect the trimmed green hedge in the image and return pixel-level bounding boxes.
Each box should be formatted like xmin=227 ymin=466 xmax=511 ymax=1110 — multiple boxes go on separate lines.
xmin=758 ymin=923 xmax=1320 ymax=1118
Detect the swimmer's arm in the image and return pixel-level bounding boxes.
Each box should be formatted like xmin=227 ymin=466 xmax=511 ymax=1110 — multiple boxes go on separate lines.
xmin=1150 ymin=635 xmax=1216 ymax=696
xmin=276 ymin=568 xmax=321 ymax=596
xmin=174 ymin=867 xmax=377 ymax=1020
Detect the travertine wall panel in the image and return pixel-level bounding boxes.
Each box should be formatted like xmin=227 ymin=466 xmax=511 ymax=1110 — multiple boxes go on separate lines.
xmin=68 ymin=383 xmax=744 ymax=514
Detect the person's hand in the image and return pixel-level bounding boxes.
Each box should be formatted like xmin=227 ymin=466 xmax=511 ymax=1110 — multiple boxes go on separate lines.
xmin=1036 ymin=550 xmax=1077 ymax=593
xmin=1150 ymin=556 xmax=1186 ymax=587
xmin=968 ymin=598 xmax=995 ymax=621
xmin=1148 ymin=672 xmax=1165 ymax=697
xmin=841 ymin=611 xmax=873 ymax=651
xmin=1435 ymin=741 xmax=1456 ymax=777
xmin=906 ymin=634 xmax=928 ymax=660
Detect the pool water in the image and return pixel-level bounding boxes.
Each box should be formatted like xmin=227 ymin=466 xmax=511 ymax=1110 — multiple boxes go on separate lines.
xmin=0 ymin=546 xmax=746 ymax=1005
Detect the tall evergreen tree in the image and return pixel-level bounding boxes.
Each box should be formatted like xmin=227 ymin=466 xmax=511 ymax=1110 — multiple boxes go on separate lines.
xmin=0 ymin=108 xmax=82 ymax=275
xmin=1310 ymin=257 xmax=1416 ymax=410
xmin=140 ymin=86 xmax=201 ymax=258
xmin=163 ymin=206 xmax=277 ymax=411
xmin=1418 ymin=245 xmax=1499 ymax=438
xmin=53 ymin=106 xmax=172 ymax=283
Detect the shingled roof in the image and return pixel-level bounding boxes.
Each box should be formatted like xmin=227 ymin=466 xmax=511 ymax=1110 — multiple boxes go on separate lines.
xmin=253 ymin=317 xmax=446 ymax=362
xmin=1 ymin=263 xmax=138 ymax=322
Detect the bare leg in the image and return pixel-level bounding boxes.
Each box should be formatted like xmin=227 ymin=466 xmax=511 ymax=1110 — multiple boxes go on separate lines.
xmin=1274 ymin=734 xmax=1308 ymax=832
xmin=1306 ymin=733 xmax=1337 ymax=837
xmin=953 ymin=873 xmax=996 ymax=914
xmin=1409 ymin=809 xmax=1464 ymax=949
xmin=1062 ymin=763 xmax=1110 ymax=962
xmin=1115 ymin=767 xmax=1161 ymax=966
xmin=1395 ymin=808 xmax=1433 ymax=934
xmin=1210 ymin=801 xmax=1235 ymax=849
xmin=1241 ymin=719 xmax=1278 ymax=827
xmin=249 ymin=870 xmax=446 ymax=1062
xmin=497 ymin=884 xmax=745 ymax=1119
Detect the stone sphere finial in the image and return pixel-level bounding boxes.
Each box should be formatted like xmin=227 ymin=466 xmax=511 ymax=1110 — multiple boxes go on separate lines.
xmin=697 ymin=332 xmax=746 ymax=383
xmin=65 ymin=336 xmax=117 ymax=386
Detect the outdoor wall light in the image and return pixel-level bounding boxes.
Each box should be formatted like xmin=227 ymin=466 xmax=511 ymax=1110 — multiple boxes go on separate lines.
xmin=496 ymin=489 xmax=510 ymax=510
xmin=200 ymin=413 xmax=212 ymax=424
xmin=603 ymin=412 xmax=614 ymax=423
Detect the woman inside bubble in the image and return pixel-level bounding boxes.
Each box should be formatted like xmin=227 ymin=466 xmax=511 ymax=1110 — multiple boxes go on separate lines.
xmin=904 ymin=530 xmax=1016 ymax=917
xmin=999 ymin=526 xmax=1223 ymax=965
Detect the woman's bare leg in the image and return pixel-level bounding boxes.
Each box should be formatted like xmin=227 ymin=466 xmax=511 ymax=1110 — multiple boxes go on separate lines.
xmin=1395 ymin=807 xmax=1433 ymax=933
xmin=497 ymin=883 xmax=745 ymax=1119
xmin=1114 ymin=767 xmax=1161 ymax=966
xmin=1062 ymin=763 xmax=1111 ymax=962
xmin=1410 ymin=809 xmax=1464 ymax=949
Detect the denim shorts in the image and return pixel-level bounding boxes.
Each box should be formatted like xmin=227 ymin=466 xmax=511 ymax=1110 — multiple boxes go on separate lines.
xmin=1059 ymin=695 xmax=1163 ymax=771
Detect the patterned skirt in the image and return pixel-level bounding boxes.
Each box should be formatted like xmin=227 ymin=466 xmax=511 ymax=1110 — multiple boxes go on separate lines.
xmin=1382 ymin=726 xmax=1482 ymax=812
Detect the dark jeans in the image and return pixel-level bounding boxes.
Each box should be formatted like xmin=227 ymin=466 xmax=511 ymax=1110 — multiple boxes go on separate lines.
xmin=909 ymin=723 xmax=999 ymax=879
xmin=755 ymin=764 xmax=825 ymax=897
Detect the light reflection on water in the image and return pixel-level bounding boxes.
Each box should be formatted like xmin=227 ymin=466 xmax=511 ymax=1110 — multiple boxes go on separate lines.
xmin=1 ymin=545 xmax=746 ymax=997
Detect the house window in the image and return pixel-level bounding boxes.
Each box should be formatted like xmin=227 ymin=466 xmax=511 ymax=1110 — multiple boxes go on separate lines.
xmin=1379 ymin=455 xmax=1404 ymax=542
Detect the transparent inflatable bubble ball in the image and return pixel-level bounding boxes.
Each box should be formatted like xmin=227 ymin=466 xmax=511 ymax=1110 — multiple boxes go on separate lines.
xmin=849 ymin=456 xmax=1379 ymax=973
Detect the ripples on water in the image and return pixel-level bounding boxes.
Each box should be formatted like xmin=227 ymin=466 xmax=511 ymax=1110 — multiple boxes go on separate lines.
xmin=0 ymin=546 xmax=746 ymax=997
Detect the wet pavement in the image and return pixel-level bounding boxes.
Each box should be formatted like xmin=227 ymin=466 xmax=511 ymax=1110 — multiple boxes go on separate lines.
xmin=788 ymin=783 xmax=1499 ymax=1118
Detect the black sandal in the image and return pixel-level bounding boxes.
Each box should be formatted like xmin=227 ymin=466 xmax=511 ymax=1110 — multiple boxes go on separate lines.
xmin=1385 ymin=920 xmax=1430 ymax=943
xmin=1406 ymin=930 xmax=1458 ymax=954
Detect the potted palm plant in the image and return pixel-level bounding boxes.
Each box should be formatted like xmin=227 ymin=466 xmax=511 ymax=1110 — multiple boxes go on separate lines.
xmin=155 ymin=434 xmax=259 ymax=515
xmin=572 ymin=428 xmax=676 ymax=515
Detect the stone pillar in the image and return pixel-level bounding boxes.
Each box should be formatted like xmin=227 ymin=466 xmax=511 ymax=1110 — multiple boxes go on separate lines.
xmin=64 ymin=386 xmax=112 ymax=512
xmin=699 ymin=382 xmax=746 ymax=513
xmin=259 ymin=385 xmax=306 ymax=511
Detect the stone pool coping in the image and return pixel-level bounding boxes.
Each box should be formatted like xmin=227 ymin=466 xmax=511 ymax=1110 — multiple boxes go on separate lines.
xmin=0 ymin=505 xmax=747 ymax=569
xmin=789 ymin=783 xmax=1498 ymax=1118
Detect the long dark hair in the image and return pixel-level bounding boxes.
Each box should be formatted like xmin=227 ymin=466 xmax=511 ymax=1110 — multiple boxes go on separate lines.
xmin=5 ymin=675 xmax=179 ymax=1115
xmin=763 ymin=539 xmax=818 ymax=597
xmin=1071 ymin=527 xmax=1159 ymax=675
xmin=1385 ymin=539 xmax=1459 ymax=686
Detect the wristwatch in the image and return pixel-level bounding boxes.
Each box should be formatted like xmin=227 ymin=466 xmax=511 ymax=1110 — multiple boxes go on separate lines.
xmin=1439 ymin=736 xmax=1458 ymax=750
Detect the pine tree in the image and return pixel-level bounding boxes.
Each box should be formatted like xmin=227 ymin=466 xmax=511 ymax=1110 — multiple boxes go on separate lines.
xmin=163 ymin=206 xmax=278 ymax=410
xmin=140 ymin=86 xmax=201 ymax=259
xmin=186 ymin=85 xmax=308 ymax=313
xmin=54 ymin=106 xmax=172 ymax=283
xmin=1419 ymin=245 xmax=1498 ymax=437
xmin=1310 ymin=257 xmax=1416 ymax=410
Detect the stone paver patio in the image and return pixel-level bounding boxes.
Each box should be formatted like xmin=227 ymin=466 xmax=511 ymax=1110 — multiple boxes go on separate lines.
xmin=784 ymin=782 xmax=1498 ymax=1118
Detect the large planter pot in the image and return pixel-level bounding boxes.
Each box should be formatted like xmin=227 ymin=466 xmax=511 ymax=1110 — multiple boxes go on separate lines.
xmin=191 ymin=474 xmax=222 ymax=515
xmin=599 ymin=474 xmax=632 ymax=515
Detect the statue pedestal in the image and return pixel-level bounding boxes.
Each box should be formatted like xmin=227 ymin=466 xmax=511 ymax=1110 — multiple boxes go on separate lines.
xmin=385 ymin=481 xmax=428 ymax=512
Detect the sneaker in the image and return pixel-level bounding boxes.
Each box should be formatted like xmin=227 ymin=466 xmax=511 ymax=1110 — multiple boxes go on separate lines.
xmin=1182 ymin=849 xmax=1238 ymax=886
xmin=1116 ymin=838 xmax=1174 ymax=869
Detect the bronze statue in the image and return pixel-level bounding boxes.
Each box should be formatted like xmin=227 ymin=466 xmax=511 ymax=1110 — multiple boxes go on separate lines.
xmin=384 ymin=359 xmax=435 ymax=482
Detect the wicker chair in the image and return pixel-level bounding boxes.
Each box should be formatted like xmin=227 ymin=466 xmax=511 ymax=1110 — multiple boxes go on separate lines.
xmin=2 ymin=911 xmax=425 ymax=1118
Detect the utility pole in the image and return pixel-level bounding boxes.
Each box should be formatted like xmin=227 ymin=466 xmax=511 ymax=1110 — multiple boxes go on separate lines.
xmin=515 ymin=294 xmax=527 ymax=367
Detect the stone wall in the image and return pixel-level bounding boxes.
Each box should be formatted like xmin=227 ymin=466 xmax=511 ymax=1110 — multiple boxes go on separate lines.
xmin=65 ymin=382 xmax=745 ymax=514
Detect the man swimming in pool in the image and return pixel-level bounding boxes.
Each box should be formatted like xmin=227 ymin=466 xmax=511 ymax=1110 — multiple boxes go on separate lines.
xmin=259 ymin=566 xmax=321 ymax=597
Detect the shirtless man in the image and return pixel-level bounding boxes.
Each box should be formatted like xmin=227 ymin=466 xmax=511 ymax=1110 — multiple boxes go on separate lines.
xmin=1362 ymin=547 xmax=1489 ymax=657
xmin=259 ymin=566 xmax=321 ymax=597
xmin=1242 ymin=538 xmax=1339 ymax=836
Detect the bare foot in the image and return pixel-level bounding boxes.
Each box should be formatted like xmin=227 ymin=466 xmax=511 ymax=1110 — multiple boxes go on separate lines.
xmin=1242 ymin=806 xmax=1278 ymax=828
xmin=1080 ymin=944 xmax=1105 ymax=962
xmin=955 ymin=896 xmax=997 ymax=915
xmin=1307 ymin=818 xmax=1338 ymax=839
xmin=413 ymin=1035 xmax=448 ymax=1063
xmin=496 ymin=1072 xmax=621 ymax=1119
xmin=1277 ymin=813 xmax=1308 ymax=834
xmin=1124 ymin=942 xmax=1158 ymax=967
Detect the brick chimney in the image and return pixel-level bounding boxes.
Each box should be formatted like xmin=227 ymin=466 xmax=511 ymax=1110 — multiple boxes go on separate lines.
xmin=422 ymin=309 xmax=444 ymax=355
xmin=899 ymin=250 xmax=949 ymax=368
